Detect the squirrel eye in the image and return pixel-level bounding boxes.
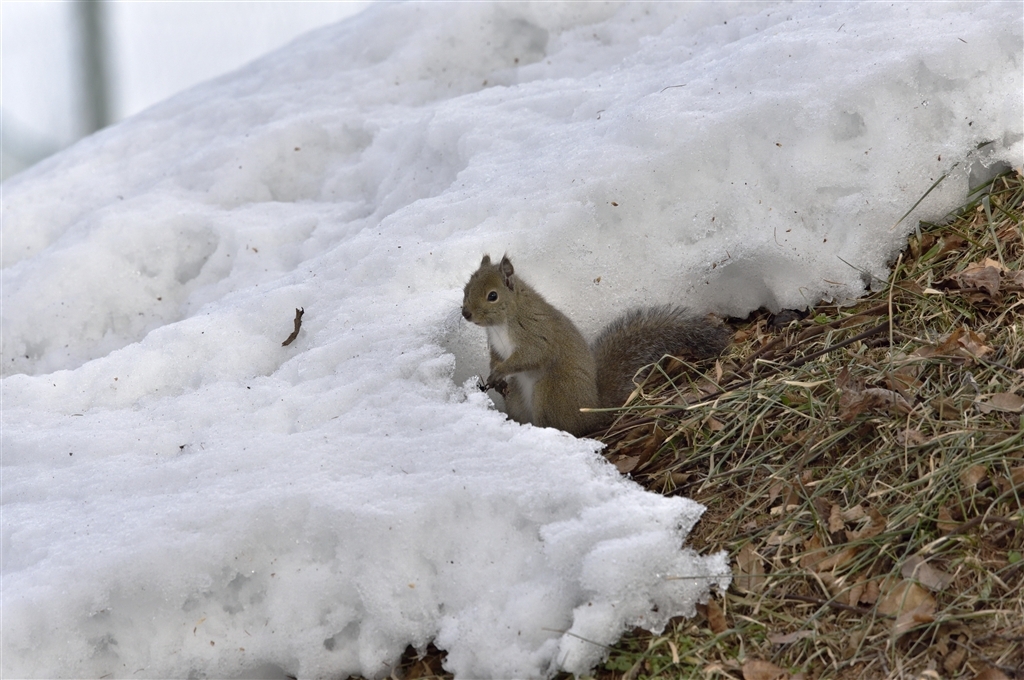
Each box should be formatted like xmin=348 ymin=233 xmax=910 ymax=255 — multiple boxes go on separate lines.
xmin=487 ymin=291 xmax=498 ymax=302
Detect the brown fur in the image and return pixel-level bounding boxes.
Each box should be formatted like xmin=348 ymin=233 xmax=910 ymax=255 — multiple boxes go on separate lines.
xmin=463 ymin=255 xmax=729 ymax=436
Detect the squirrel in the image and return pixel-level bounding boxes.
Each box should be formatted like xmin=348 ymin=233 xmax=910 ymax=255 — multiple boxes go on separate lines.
xmin=461 ymin=254 xmax=731 ymax=436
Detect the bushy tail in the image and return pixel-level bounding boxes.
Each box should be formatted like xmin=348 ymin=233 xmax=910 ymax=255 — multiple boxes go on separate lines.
xmin=591 ymin=305 xmax=730 ymax=409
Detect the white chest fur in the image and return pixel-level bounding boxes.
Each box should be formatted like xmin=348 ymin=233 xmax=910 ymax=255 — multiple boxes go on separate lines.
xmin=486 ymin=324 xmax=515 ymax=360
xmin=486 ymin=324 xmax=538 ymax=419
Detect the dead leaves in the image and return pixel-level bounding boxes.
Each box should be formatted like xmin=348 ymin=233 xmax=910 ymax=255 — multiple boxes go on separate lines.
xmin=975 ymin=391 xmax=1024 ymax=414
xmin=734 ymin=543 xmax=767 ymax=594
xmin=934 ymin=257 xmax=1024 ymax=305
xmin=607 ymin=424 xmax=668 ymax=474
xmin=877 ymin=579 xmax=937 ymax=637
xmin=838 ymin=386 xmax=913 ymax=423
xmin=913 ymin=327 xmax=994 ymax=361
xmin=901 ymin=555 xmax=954 ymax=592
xmin=958 ymin=260 xmax=1003 ymax=297
xmin=877 ymin=554 xmax=953 ymax=639
xmin=741 ymin=658 xmax=789 ymax=680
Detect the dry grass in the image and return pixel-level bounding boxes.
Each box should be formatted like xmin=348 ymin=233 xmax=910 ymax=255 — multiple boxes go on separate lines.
xmin=372 ymin=171 xmax=1024 ymax=680
xmin=590 ymin=170 xmax=1024 ymax=680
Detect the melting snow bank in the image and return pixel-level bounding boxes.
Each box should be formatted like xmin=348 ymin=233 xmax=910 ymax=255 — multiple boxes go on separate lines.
xmin=1 ymin=2 xmax=1021 ymax=678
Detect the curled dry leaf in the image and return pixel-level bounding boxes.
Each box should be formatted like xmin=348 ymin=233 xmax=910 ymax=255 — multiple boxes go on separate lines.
xmin=281 ymin=307 xmax=304 ymax=347
xmin=861 ymin=579 xmax=881 ymax=605
xmin=742 ymin=658 xmax=789 ymax=680
xmin=942 ymin=639 xmax=967 ymax=675
xmin=828 ymin=504 xmax=845 ymax=533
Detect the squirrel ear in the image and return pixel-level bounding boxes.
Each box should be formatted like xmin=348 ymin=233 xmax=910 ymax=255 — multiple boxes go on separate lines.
xmin=480 ymin=254 xmax=491 ymax=267
xmin=499 ymin=255 xmax=515 ymax=291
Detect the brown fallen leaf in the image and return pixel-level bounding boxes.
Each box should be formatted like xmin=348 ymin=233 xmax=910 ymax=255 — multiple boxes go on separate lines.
xmin=1010 ymin=466 xmax=1024 ymax=489
xmin=613 ymin=455 xmax=639 ymax=474
xmin=847 ymin=507 xmax=887 ymax=541
xmin=897 ymin=427 xmax=929 ymax=446
xmin=815 ymin=545 xmax=859 ymax=572
xmin=706 ymin=597 xmax=728 ymax=634
xmin=937 ymin=506 xmax=958 ymax=534
xmin=943 ymin=638 xmax=967 ymax=674
xmin=932 ymin=396 xmax=964 ymax=420
xmin=959 ymin=262 xmax=1001 ymax=296
xmin=975 ymin=392 xmax=1024 ymax=414
xmin=828 ymin=504 xmax=845 ymax=533
xmin=960 ymin=465 xmax=987 ymax=490
xmin=735 ymin=543 xmax=767 ymax=593
xmin=901 ymin=555 xmax=953 ymax=592
xmin=973 ymin=667 xmax=1012 ymax=680
xmin=838 ymin=386 xmax=913 ymax=422
xmin=892 ymin=600 xmax=936 ymax=637
xmin=841 ymin=505 xmax=867 ymax=523
xmin=878 ymin=579 xmax=936 ymax=617
xmin=769 ymin=630 xmax=814 ymax=645
xmin=861 ymin=578 xmax=881 ymax=605
xmin=742 ymin=658 xmax=788 ymax=680
xmin=956 ymin=329 xmax=993 ymax=359
xmin=799 ymin=534 xmax=826 ymax=570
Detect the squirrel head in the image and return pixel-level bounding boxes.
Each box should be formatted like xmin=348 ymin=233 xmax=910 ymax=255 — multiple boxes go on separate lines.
xmin=462 ymin=254 xmax=517 ymax=326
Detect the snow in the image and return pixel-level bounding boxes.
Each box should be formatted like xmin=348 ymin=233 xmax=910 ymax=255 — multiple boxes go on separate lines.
xmin=1 ymin=2 xmax=1021 ymax=678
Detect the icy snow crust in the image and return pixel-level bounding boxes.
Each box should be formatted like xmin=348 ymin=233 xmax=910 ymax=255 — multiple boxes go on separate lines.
xmin=1 ymin=2 xmax=1021 ymax=678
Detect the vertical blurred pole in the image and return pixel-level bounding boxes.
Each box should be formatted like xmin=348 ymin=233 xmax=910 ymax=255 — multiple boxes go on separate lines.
xmin=77 ymin=0 xmax=109 ymax=133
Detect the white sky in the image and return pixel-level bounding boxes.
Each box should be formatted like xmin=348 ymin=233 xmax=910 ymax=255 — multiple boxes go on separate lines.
xmin=1 ymin=1 xmax=370 ymax=177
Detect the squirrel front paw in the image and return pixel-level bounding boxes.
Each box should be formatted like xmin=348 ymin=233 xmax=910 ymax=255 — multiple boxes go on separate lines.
xmin=479 ymin=376 xmax=510 ymax=397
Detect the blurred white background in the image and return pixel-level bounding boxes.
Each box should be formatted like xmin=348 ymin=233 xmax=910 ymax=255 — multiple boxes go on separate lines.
xmin=1 ymin=0 xmax=372 ymax=181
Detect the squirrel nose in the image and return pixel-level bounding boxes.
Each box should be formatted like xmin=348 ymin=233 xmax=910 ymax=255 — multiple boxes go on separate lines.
xmin=462 ymin=308 xmax=472 ymax=321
